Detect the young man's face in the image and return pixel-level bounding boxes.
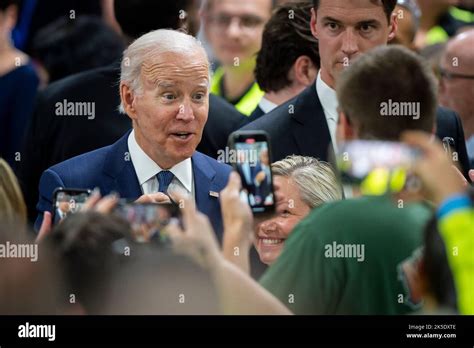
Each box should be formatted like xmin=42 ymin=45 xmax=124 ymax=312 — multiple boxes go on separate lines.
xmin=205 ymin=0 xmax=272 ymax=66
xmin=311 ymin=0 xmax=397 ymax=88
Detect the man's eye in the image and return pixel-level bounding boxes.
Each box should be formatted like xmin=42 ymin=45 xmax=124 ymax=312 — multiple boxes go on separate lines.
xmin=163 ymin=93 xmax=176 ymax=100
xmin=193 ymin=93 xmax=206 ymax=101
xmin=360 ymin=24 xmax=375 ymax=33
xmin=327 ymin=22 xmax=340 ymax=31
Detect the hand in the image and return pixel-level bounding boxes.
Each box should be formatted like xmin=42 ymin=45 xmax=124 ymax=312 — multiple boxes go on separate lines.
xmin=163 ymin=192 xmax=221 ymax=269
xmin=254 ymin=170 xmax=266 ymax=185
xmin=135 ymin=192 xmax=171 ymax=204
xmin=221 ymin=172 xmax=253 ymax=242
xmin=401 ymin=131 xmax=466 ymax=205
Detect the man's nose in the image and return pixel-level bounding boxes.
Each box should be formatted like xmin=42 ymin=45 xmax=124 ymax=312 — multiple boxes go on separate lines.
xmin=341 ymin=29 xmax=359 ymax=57
xmin=259 ymin=219 xmax=278 ymax=234
xmin=176 ymin=101 xmax=195 ymax=121
xmin=226 ymin=17 xmax=243 ymax=38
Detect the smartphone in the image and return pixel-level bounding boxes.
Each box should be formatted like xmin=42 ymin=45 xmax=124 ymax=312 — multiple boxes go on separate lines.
xmin=114 ymin=201 xmax=181 ymax=243
xmin=442 ymin=137 xmax=455 ymax=161
xmin=337 ymin=140 xmax=421 ymax=193
xmin=52 ymin=188 xmax=91 ymax=225
xmin=228 ymin=131 xmax=275 ymax=214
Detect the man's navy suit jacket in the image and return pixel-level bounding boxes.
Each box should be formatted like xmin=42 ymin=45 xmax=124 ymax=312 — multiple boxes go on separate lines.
xmin=34 ymin=131 xmax=232 ymax=238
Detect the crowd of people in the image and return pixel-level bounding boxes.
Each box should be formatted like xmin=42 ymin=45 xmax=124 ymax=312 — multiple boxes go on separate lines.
xmin=0 ymin=0 xmax=473 ymax=315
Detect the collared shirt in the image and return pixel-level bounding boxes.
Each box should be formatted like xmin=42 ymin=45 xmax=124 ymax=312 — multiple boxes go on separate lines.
xmin=316 ymin=71 xmax=339 ymax=152
xmin=127 ymin=130 xmax=194 ymax=198
xmin=258 ymin=96 xmax=278 ymax=114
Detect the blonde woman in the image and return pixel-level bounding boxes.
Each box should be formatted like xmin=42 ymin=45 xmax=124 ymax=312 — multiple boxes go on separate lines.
xmin=222 ymin=155 xmax=342 ymax=272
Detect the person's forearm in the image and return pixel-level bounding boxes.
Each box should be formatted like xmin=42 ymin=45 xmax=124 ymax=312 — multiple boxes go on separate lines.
xmin=222 ymin=226 xmax=251 ymax=274
xmin=210 ymin=258 xmax=292 ymax=315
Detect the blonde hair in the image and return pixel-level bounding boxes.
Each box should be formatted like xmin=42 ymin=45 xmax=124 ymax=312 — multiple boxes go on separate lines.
xmin=271 ymin=155 xmax=342 ymax=209
xmin=0 ymin=158 xmax=27 ymax=226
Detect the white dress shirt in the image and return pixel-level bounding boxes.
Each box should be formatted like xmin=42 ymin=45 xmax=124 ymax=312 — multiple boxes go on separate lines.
xmin=316 ymin=71 xmax=339 ymax=153
xmin=127 ymin=130 xmax=194 ymax=198
xmin=258 ymin=96 xmax=278 ymax=114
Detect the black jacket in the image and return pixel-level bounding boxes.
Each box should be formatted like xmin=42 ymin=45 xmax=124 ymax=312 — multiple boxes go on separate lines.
xmin=241 ymin=85 xmax=471 ymax=178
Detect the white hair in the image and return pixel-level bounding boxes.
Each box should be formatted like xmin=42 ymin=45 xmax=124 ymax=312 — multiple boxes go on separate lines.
xmin=118 ymin=29 xmax=209 ymax=113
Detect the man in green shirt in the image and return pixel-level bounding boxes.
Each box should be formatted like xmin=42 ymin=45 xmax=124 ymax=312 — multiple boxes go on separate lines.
xmin=260 ymin=45 xmax=439 ymax=315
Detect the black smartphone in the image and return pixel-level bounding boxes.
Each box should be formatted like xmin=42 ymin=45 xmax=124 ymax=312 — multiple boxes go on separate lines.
xmin=113 ymin=201 xmax=182 ymax=243
xmin=52 ymin=188 xmax=92 ymax=225
xmin=228 ymin=130 xmax=275 ymax=214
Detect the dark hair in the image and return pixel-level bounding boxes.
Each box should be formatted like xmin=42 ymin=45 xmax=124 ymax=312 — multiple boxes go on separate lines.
xmin=47 ymin=212 xmax=129 ymax=314
xmin=255 ymin=2 xmax=320 ymax=93
xmin=313 ymin=0 xmax=397 ymax=23
xmin=336 ymin=45 xmax=437 ymax=140
xmin=0 ymin=0 xmax=21 ymax=11
xmin=114 ymin=0 xmax=194 ymax=39
xmin=32 ymin=15 xmax=124 ymax=82
xmin=423 ymin=216 xmax=458 ymax=311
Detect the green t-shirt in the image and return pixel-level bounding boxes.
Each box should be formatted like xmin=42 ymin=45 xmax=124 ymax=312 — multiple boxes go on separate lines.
xmin=259 ymin=195 xmax=432 ymax=315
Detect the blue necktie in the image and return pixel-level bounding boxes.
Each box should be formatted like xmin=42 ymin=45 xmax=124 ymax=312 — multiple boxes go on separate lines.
xmin=156 ymin=170 xmax=174 ymax=194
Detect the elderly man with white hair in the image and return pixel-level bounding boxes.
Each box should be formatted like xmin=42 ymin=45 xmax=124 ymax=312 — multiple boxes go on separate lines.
xmin=35 ymin=29 xmax=232 ymax=235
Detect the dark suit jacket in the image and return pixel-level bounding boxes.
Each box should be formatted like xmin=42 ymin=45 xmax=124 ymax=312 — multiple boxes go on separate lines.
xmin=248 ymin=105 xmax=265 ymax=123
xmin=241 ymin=85 xmax=472 ymax=179
xmin=34 ymin=131 xmax=232 ymax=238
xmin=18 ymin=62 xmax=246 ymax=223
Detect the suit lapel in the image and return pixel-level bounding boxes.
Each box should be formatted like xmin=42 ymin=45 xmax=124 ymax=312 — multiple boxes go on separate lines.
xmin=291 ymin=85 xmax=334 ymax=162
xmin=192 ymin=152 xmax=218 ymax=216
xmin=102 ymin=130 xmax=142 ymax=199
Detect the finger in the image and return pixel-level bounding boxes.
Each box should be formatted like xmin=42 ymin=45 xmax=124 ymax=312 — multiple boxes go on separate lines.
xmin=469 ymin=170 xmax=474 ymax=183
xmin=401 ymin=131 xmax=444 ymax=156
xmin=452 ymin=165 xmax=468 ymax=187
xmin=169 ymin=190 xmax=196 ymax=229
xmin=95 ymin=194 xmax=120 ymax=213
xmin=36 ymin=211 xmax=52 ymax=243
xmin=82 ymin=188 xmax=101 ymax=211
xmin=227 ymin=171 xmax=242 ymax=191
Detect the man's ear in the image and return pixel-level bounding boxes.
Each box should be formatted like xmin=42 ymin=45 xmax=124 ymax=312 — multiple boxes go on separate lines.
xmin=293 ymin=55 xmax=318 ymax=87
xmin=310 ymin=8 xmax=318 ymax=39
xmin=339 ymin=111 xmax=356 ymax=141
xmin=387 ymin=12 xmax=398 ymax=42
xmin=120 ymin=83 xmax=138 ymax=120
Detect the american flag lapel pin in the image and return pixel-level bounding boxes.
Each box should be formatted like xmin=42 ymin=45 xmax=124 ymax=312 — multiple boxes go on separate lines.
xmin=209 ymin=191 xmax=219 ymax=198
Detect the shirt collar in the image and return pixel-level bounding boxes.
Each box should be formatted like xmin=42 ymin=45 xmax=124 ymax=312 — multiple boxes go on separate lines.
xmin=316 ymin=71 xmax=339 ymax=118
xmin=258 ymin=96 xmax=278 ymax=114
xmin=127 ymin=130 xmax=193 ymax=192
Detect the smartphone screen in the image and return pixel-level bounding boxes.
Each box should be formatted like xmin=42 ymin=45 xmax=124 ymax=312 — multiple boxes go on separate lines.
xmin=52 ymin=188 xmax=91 ymax=225
xmin=337 ymin=140 xmax=421 ymax=194
xmin=114 ymin=202 xmax=181 ymax=243
xmin=229 ymin=131 xmax=275 ymax=214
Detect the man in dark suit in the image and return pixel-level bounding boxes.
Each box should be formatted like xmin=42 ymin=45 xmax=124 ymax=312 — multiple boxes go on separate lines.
xmin=35 ymin=29 xmax=231 ymax=237
xmin=18 ymin=0 xmax=246 ymax=223
xmin=241 ymin=0 xmax=471 ymax=179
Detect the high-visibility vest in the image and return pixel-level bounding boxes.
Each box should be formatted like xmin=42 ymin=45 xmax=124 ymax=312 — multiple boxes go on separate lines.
xmin=438 ymin=201 xmax=474 ymax=314
xmin=426 ymin=7 xmax=474 ymax=45
xmin=210 ymin=67 xmax=264 ymax=116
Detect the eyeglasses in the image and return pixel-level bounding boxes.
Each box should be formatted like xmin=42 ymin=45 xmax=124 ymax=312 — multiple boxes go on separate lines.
xmin=207 ymin=14 xmax=266 ymax=30
xmin=439 ymin=67 xmax=474 ymax=81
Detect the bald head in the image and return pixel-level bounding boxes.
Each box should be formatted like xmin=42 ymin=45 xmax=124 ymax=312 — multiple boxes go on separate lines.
xmin=439 ymin=29 xmax=474 ymax=137
xmin=443 ymin=29 xmax=474 ymax=73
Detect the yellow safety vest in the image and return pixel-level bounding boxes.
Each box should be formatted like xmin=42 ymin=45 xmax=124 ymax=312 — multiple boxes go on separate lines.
xmin=210 ymin=67 xmax=264 ymax=116
xmin=426 ymin=7 xmax=474 ymax=45
xmin=439 ymin=206 xmax=474 ymax=314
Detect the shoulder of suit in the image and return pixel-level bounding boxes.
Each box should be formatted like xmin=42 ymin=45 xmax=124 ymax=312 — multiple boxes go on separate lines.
xmin=194 ymin=151 xmax=232 ymax=171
